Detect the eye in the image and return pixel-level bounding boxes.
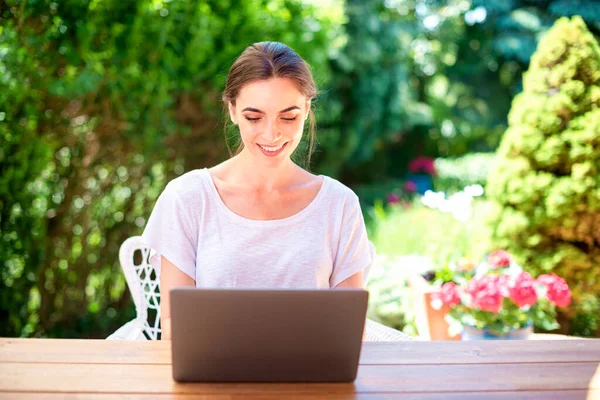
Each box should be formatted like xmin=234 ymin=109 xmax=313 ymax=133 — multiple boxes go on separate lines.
xmin=281 ymin=117 xmax=297 ymax=122
xmin=244 ymin=116 xmax=261 ymax=123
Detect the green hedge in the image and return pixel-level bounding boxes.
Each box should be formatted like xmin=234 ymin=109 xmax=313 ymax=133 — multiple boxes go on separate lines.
xmin=0 ymin=0 xmax=341 ymax=338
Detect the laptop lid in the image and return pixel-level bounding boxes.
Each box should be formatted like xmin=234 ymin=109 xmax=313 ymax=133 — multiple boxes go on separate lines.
xmin=170 ymin=288 xmax=368 ymax=383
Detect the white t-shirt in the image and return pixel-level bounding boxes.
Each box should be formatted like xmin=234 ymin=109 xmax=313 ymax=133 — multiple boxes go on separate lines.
xmin=141 ymin=168 xmax=374 ymax=288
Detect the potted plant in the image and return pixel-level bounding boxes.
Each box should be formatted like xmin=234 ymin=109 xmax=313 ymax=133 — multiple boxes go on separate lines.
xmin=431 ymin=250 xmax=572 ymax=340
xmin=409 ymin=271 xmax=460 ymax=341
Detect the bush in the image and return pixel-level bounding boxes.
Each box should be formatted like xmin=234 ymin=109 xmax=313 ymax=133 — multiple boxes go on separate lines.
xmin=0 ymin=0 xmax=341 ymax=338
xmin=486 ymin=16 xmax=600 ymax=336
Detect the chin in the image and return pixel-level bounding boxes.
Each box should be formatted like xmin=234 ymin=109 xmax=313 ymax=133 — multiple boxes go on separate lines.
xmin=255 ymin=153 xmax=289 ymax=167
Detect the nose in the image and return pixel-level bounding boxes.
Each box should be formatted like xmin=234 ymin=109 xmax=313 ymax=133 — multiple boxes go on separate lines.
xmin=265 ymin=120 xmax=282 ymax=143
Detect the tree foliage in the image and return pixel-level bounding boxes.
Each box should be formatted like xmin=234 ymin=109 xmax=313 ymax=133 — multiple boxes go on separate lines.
xmin=315 ymin=0 xmax=418 ymax=181
xmin=486 ymin=16 xmax=600 ymax=336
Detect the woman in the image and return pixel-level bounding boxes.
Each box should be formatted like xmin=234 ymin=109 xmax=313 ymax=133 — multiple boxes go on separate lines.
xmin=142 ymin=42 xmax=374 ymax=340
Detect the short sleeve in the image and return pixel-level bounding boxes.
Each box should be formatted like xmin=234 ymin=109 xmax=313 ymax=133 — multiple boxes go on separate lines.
xmin=330 ymin=194 xmax=375 ymax=287
xmin=141 ymin=182 xmax=197 ymax=280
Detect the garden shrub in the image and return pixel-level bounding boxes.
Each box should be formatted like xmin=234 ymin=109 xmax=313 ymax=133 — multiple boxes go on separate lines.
xmin=486 ymin=17 xmax=600 ymax=336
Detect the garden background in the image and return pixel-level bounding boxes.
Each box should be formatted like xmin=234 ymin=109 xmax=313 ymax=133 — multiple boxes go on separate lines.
xmin=1 ymin=0 xmax=599 ymax=339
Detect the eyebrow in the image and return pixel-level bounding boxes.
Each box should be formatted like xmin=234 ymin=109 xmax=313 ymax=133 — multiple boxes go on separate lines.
xmin=241 ymin=106 xmax=301 ymax=114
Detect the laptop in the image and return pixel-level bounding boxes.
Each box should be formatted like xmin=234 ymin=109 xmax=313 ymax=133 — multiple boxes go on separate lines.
xmin=169 ymin=287 xmax=369 ymax=382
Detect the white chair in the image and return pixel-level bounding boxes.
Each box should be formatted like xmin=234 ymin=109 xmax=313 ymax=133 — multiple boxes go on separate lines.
xmin=107 ymin=236 xmax=416 ymax=341
xmin=107 ymin=236 xmax=161 ymax=340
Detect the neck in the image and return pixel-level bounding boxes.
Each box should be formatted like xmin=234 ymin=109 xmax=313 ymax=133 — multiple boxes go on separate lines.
xmin=229 ymin=149 xmax=298 ymax=191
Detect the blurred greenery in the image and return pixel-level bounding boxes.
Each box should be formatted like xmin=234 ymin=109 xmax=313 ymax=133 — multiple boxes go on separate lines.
xmin=366 ymin=254 xmax=425 ymax=336
xmin=433 ymin=152 xmax=496 ymax=194
xmin=366 ymin=197 xmax=491 ymax=337
xmin=1 ymin=0 xmax=598 ymax=338
xmin=371 ymin=200 xmax=492 ymax=269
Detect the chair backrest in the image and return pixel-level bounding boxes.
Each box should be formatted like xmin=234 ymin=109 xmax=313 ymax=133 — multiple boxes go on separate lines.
xmin=119 ymin=236 xmax=161 ymax=340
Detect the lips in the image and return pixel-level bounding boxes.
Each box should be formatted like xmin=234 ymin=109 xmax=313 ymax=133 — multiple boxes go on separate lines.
xmin=259 ymin=143 xmax=285 ymax=151
xmin=257 ymin=142 xmax=288 ymax=157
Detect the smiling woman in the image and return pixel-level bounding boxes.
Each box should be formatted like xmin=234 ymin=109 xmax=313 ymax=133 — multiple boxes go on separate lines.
xmin=222 ymin=42 xmax=317 ymax=168
xmin=231 ymin=79 xmax=307 ymax=160
xmin=141 ymin=42 xmax=374 ymax=340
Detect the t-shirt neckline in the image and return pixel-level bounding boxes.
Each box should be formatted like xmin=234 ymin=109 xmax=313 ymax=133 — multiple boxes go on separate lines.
xmin=202 ymin=168 xmax=328 ymax=226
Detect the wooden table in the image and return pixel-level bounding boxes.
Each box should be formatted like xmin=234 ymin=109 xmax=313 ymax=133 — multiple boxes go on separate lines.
xmin=1 ymin=338 xmax=599 ymax=399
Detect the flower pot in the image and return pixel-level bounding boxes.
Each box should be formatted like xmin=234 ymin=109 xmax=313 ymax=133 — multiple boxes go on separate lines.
xmin=409 ymin=274 xmax=460 ymax=341
xmin=461 ymin=324 xmax=533 ymax=341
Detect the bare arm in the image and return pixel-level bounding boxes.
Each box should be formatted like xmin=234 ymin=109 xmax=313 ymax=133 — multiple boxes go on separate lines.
xmin=335 ymin=270 xmax=368 ymax=340
xmin=160 ymin=255 xmax=195 ymax=340
xmin=161 ymin=260 xmax=365 ymax=340
xmin=335 ymin=270 xmax=364 ymax=289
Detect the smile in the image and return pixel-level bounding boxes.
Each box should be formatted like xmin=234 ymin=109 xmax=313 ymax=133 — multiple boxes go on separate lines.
xmin=259 ymin=143 xmax=285 ymax=152
xmin=257 ymin=142 xmax=288 ymax=157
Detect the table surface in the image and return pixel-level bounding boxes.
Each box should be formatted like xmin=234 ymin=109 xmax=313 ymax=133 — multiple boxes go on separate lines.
xmin=0 ymin=337 xmax=599 ymax=400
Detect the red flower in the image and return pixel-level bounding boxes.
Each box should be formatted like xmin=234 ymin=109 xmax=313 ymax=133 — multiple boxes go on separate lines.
xmin=434 ymin=282 xmax=461 ymax=307
xmin=508 ymin=271 xmax=538 ymax=307
xmin=408 ymin=156 xmax=437 ymax=175
xmin=403 ymin=180 xmax=417 ymax=193
xmin=538 ymin=273 xmax=572 ymax=307
xmin=487 ymin=250 xmax=512 ymax=269
xmin=386 ymin=193 xmax=401 ymax=205
xmin=466 ymin=275 xmax=505 ymax=313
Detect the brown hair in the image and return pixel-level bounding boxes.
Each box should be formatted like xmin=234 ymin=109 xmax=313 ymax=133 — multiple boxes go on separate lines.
xmin=222 ymin=42 xmax=318 ymax=169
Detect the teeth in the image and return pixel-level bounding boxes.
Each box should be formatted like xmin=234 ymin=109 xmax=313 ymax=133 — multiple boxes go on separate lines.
xmin=260 ymin=143 xmax=284 ymax=152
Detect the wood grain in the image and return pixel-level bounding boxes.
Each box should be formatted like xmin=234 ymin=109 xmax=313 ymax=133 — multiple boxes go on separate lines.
xmin=358 ymin=340 xmax=600 ymax=365
xmin=2 ymin=338 xmax=598 ymax=365
xmin=1 ymin=362 xmax=598 ymax=394
xmin=0 ymin=391 xmax=598 ymax=400
xmin=0 ymin=338 xmax=170 ymax=364
xmin=2 ymin=338 xmax=599 ymax=398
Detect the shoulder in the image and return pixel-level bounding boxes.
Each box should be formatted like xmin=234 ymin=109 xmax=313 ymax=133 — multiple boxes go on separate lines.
xmin=323 ymin=175 xmax=360 ymax=206
xmin=162 ymin=169 xmax=209 ymax=204
xmin=319 ymin=175 xmax=363 ymax=223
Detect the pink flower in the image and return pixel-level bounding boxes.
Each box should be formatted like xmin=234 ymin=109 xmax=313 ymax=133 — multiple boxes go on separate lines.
xmin=433 ymin=282 xmax=461 ymax=307
xmin=538 ymin=273 xmax=572 ymax=307
xmin=487 ymin=250 xmax=512 ymax=269
xmin=466 ymin=275 xmax=505 ymax=313
xmin=403 ymin=180 xmax=417 ymax=193
xmin=475 ymin=290 xmax=504 ymax=313
xmin=508 ymin=271 xmax=538 ymax=307
xmin=386 ymin=193 xmax=401 ymax=205
xmin=496 ymin=274 xmax=510 ymax=297
xmin=408 ymin=156 xmax=437 ymax=175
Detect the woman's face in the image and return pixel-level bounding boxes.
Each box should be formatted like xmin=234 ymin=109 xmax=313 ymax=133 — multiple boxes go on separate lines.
xmin=229 ymin=77 xmax=310 ymax=166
